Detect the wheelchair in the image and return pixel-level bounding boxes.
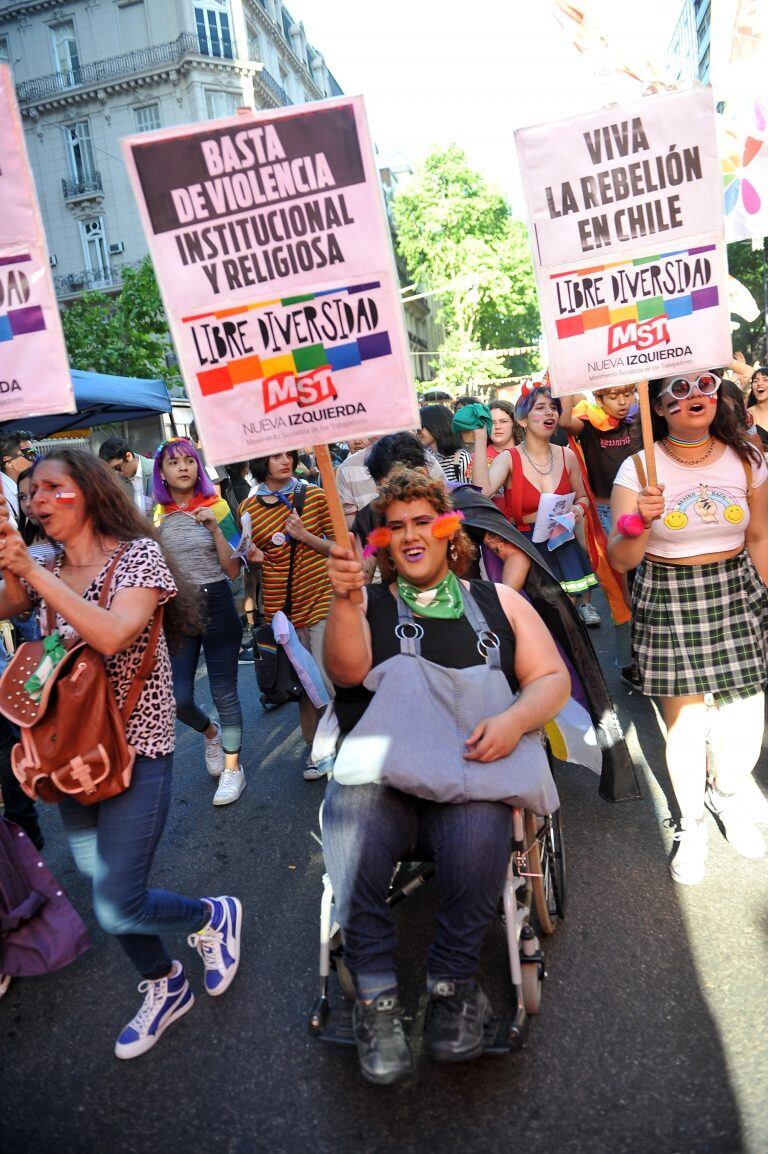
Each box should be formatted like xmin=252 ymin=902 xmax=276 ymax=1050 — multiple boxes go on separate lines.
xmin=308 ymin=799 xmax=566 ymax=1054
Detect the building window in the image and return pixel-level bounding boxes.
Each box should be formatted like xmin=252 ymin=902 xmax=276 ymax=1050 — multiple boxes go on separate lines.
xmin=51 ymin=20 xmax=81 ymax=88
xmin=205 ymin=89 xmax=240 ymax=119
xmin=79 ymin=217 xmax=110 ymax=280
xmin=65 ymin=121 xmax=96 ymax=185
xmin=133 ymin=103 xmax=161 ymax=133
xmin=195 ymin=1 xmax=233 ymax=59
xmin=246 ymin=23 xmax=261 ymax=62
xmin=0 ymin=35 xmax=11 ymax=75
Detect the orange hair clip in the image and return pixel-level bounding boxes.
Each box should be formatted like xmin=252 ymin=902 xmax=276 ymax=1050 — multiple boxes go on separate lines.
xmin=431 ymin=511 xmax=465 ymax=539
xmin=362 ymin=526 xmax=393 ymax=557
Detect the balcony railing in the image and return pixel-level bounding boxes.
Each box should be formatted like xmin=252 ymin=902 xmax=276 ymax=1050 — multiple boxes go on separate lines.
xmin=53 ymin=267 xmax=122 ymax=296
xmin=259 ymin=68 xmax=292 ymax=106
xmin=16 ymin=33 xmax=201 ymax=104
xmin=61 ymin=172 xmax=103 ymax=201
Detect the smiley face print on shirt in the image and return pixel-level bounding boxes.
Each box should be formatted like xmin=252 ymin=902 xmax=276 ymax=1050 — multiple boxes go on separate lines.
xmin=663 ymin=482 xmax=745 ymax=531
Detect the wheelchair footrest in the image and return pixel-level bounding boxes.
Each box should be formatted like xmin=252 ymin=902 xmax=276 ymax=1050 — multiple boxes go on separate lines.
xmin=309 ymin=1003 xmax=529 ymax=1053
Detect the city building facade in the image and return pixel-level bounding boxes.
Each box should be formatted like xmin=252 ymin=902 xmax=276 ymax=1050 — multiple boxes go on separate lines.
xmin=665 ymin=0 xmax=712 ymax=84
xmin=1 ymin=1 xmax=442 ymax=396
xmin=0 ymin=0 xmax=343 ymax=299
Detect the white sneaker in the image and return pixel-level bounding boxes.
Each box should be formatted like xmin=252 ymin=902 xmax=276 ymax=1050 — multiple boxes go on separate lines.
xmin=578 ymin=603 xmax=601 ymax=628
xmin=212 ymin=767 xmax=246 ymax=806
xmin=114 ymin=962 xmax=194 ymax=1059
xmin=705 ymin=785 xmax=766 ymax=859
xmin=204 ymin=722 xmax=225 ymax=778
xmin=303 ymin=759 xmax=326 ymax=782
xmin=670 ymin=817 xmax=708 ymax=885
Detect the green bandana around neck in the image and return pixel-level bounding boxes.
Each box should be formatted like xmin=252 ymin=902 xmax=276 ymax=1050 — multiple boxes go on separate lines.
xmin=396 ymin=570 xmax=464 ymax=620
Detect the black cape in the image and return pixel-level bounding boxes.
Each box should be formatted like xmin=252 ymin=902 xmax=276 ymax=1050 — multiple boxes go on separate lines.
xmin=450 ymin=484 xmax=640 ymax=803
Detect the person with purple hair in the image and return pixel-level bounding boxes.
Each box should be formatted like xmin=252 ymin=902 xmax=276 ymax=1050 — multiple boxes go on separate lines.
xmin=153 ymin=438 xmax=247 ymax=806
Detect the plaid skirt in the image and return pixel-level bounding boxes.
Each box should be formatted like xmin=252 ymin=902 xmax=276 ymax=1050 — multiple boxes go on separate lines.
xmin=632 ymin=551 xmax=768 ymax=702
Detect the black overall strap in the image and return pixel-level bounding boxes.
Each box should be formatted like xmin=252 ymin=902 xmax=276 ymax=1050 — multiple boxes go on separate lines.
xmin=394 ymin=583 xmax=502 ymax=668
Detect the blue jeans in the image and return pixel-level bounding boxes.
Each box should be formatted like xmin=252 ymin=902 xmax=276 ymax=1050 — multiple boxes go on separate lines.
xmin=171 ymin=579 xmax=243 ymax=754
xmin=60 ymin=754 xmax=207 ymax=979
xmin=322 ymin=779 xmax=512 ymax=999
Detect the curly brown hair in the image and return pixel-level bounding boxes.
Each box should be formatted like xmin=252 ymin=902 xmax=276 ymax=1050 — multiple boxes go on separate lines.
xmin=371 ymin=466 xmax=476 ymax=580
xmin=28 ymin=450 xmax=204 ymax=650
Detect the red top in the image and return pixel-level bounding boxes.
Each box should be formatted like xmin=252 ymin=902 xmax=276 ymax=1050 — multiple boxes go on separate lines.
xmin=501 ymin=446 xmax=570 ymax=530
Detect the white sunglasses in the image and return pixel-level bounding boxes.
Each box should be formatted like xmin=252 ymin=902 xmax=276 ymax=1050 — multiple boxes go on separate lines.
xmin=658 ymin=372 xmax=721 ymax=403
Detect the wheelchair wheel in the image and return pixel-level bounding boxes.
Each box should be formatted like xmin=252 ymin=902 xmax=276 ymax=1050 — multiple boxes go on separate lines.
xmin=330 ymin=931 xmax=356 ymax=1001
xmin=521 ymin=962 xmax=542 ymax=1015
xmin=525 ymin=809 xmax=566 ymax=936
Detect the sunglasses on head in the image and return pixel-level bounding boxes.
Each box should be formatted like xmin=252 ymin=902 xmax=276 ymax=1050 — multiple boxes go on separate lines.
xmin=659 ymin=372 xmax=721 ymax=402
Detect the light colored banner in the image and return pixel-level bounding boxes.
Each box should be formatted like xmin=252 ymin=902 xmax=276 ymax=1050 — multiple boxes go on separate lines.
xmin=515 ymin=88 xmax=732 ymax=395
xmin=122 ymin=96 xmax=417 ymax=465
xmin=0 ymin=65 xmax=73 ymax=423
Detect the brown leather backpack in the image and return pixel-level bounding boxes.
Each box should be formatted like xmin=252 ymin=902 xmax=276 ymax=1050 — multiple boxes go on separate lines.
xmin=0 ymin=546 xmax=163 ymax=805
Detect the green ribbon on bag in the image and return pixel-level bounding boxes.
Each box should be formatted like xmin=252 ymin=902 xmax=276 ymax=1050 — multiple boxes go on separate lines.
xmin=24 ymin=631 xmax=69 ymax=702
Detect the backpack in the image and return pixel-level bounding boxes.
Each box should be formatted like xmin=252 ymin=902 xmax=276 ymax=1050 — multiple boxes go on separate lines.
xmin=251 ymin=482 xmax=306 ymax=711
xmin=0 ymin=545 xmax=162 ymax=805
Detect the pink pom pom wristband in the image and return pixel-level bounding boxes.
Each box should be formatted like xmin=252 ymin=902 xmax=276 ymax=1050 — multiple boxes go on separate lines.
xmin=616 ymin=513 xmax=647 ymax=538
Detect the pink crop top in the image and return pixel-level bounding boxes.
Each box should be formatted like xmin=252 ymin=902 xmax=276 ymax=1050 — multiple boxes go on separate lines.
xmin=614 ymin=445 xmax=767 ymax=559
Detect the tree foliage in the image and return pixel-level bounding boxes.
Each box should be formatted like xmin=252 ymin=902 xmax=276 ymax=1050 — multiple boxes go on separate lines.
xmin=728 ymin=240 xmax=767 ymax=364
xmin=392 ymin=146 xmax=541 ymax=383
xmin=61 ymin=256 xmax=172 ymax=380
xmin=424 ymin=330 xmax=511 ymax=395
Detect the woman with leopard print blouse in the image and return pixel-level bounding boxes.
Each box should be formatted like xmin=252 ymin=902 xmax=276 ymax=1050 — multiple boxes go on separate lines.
xmin=0 ymin=451 xmax=243 ymax=1061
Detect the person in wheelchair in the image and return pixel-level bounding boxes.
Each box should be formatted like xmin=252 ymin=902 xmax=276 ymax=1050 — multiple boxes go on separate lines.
xmin=323 ymin=467 xmax=570 ymax=1085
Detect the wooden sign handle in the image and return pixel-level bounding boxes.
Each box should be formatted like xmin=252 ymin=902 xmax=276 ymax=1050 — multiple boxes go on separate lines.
xmin=637 ymin=380 xmax=657 ymax=489
xmin=314 ymin=444 xmax=362 ymax=606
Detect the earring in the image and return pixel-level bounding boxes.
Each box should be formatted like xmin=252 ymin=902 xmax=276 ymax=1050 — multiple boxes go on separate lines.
xmin=449 ymin=540 xmax=458 ymax=562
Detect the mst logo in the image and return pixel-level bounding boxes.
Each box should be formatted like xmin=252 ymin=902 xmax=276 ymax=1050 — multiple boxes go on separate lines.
xmin=263 ymin=366 xmax=337 ymax=414
xmin=607 ymin=315 xmax=670 ymax=354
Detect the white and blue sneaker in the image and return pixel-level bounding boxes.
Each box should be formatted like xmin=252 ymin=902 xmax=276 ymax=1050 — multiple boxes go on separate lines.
xmin=114 ymin=962 xmax=193 ymax=1060
xmin=188 ymin=896 xmax=242 ymax=997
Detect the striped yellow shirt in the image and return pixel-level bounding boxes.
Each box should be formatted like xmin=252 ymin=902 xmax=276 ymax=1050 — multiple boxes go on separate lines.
xmin=239 ymin=484 xmax=333 ymax=627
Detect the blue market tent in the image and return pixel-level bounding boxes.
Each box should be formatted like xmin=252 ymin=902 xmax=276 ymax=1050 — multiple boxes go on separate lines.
xmin=1 ymin=370 xmax=172 ymax=438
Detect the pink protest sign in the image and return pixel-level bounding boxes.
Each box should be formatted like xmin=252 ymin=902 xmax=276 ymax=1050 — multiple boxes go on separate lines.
xmin=0 ymin=66 xmax=73 ymax=422
xmin=122 ymin=96 xmax=417 ymax=465
xmin=515 ymin=89 xmax=731 ymax=395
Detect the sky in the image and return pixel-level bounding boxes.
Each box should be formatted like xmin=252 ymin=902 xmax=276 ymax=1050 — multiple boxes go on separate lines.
xmin=295 ymin=0 xmax=683 ymax=213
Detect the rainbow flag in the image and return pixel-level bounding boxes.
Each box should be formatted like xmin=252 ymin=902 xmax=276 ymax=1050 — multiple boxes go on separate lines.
xmin=153 ymin=495 xmax=239 ymax=549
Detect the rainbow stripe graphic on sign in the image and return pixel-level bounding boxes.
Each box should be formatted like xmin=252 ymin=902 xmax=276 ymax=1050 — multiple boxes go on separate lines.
xmin=182 ymin=281 xmax=391 ymax=398
xmin=550 ymin=245 xmax=719 ymax=340
xmin=0 ymin=254 xmax=46 ymax=344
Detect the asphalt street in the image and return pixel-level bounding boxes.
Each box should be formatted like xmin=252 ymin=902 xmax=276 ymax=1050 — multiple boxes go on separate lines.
xmin=2 ymin=594 xmax=767 ymax=1154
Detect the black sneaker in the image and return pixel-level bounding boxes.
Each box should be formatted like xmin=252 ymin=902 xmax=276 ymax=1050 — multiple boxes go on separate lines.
xmin=424 ymin=979 xmax=491 ymax=1062
xmin=620 ymin=663 xmax=642 ymax=691
xmin=237 ymin=640 xmax=253 ymax=665
xmin=352 ymin=993 xmax=413 ymax=1085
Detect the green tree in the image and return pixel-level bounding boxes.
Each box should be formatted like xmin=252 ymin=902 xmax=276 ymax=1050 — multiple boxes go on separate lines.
xmin=425 ymin=330 xmax=511 ymax=395
xmin=392 ymin=145 xmax=541 ymax=383
xmin=61 ymin=256 xmax=173 ymax=380
xmin=728 ymin=239 xmax=767 ymax=364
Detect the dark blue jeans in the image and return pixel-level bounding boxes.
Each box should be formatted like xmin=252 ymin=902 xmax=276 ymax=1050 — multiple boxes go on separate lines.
xmin=171 ymin=579 xmax=243 ymax=754
xmin=60 ymin=754 xmax=207 ymax=979
xmin=322 ymin=779 xmax=512 ymax=1000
